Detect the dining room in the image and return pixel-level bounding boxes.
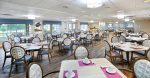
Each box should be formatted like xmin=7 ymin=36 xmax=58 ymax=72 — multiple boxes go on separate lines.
xmin=0 ymin=0 xmax=150 ymax=78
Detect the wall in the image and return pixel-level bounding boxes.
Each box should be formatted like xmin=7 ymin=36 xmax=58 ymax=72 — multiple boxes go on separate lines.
xmin=134 ymin=20 xmax=150 ymax=34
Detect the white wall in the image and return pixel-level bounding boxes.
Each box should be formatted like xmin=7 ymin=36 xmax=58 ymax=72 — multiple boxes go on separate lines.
xmin=134 ymin=20 xmax=150 ymax=34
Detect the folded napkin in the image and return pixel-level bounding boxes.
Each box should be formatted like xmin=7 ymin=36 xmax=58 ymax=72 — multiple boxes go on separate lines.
xmin=101 ymin=67 xmax=122 ymax=78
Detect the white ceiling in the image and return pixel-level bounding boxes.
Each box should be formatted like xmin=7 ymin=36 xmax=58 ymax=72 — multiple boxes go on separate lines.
xmin=0 ymin=0 xmax=150 ymax=22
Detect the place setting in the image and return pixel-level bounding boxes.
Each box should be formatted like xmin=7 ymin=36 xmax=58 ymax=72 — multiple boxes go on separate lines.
xmin=100 ymin=65 xmax=122 ymax=78
xmin=78 ymin=58 xmax=95 ymax=67
xmin=63 ymin=70 xmax=78 ymax=78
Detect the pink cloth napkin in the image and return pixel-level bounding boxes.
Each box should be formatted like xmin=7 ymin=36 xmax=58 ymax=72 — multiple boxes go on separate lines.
xmin=78 ymin=60 xmax=95 ymax=66
xmin=101 ymin=67 xmax=122 ymax=78
xmin=63 ymin=70 xmax=78 ymax=78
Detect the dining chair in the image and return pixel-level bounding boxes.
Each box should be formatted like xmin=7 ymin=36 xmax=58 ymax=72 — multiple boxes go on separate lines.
xmin=26 ymin=62 xmax=43 ymax=78
xmin=74 ymin=46 xmax=89 ymax=59
xmin=84 ymin=34 xmax=93 ymax=46
xmin=62 ymin=34 xmax=68 ymax=39
xmin=9 ymin=46 xmax=32 ymax=77
xmin=142 ymin=33 xmax=149 ymax=39
xmin=94 ymin=34 xmax=101 ymax=43
xmin=111 ymin=36 xmax=119 ymax=43
xmin=13 ymin=36 xmax=21 ymax=43
xmin=38 ymin=41 xmax=53 ymax=63
xmin=135 ymin=39 xmax=150 ymax=55
xmin=26 ymin=62 xmax=59 ymax=78
xmin=32 ymin=37 xmax=41 ymax=43
xmin=2 ymin=41 xmax=12 ymax=70
xmin=62 ymin=38 xmax=72 ymax=52
xmin=119 ymin=35 xmax=126 ymax=42
xmin=120 ymin=58 xmax=150 ymax=78
xmin=103 ymin=40 xmax=123 ymax=63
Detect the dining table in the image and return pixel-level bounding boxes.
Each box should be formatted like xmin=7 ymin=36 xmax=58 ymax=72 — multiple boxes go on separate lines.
xmin=126 ymin=36 xmax=147 ymax=42
xmin=59 ymin=58 xmax=127 ymax=78
xmin=112 ymin=42 xmax=149 ymax=64
xmin=128 ymin=33 xmax=141 ymax=37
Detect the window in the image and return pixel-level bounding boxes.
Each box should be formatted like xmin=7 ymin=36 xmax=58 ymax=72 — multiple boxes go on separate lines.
xmin=52 ymin=24 xmax=61 ymax=34
xmin=81 ymin=24 xmax=88 ymax=31
xmin=43 ymin=24 xmax=51 ymax=33
xmin=0 ymin=24 xmax=26 ymax=37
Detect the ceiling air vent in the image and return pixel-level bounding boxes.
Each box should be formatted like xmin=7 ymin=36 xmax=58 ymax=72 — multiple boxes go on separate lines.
xmin=1 ymin=14 xmax=12 ymax=16
xmin=62 ymin=5 xmax=69 ymax=8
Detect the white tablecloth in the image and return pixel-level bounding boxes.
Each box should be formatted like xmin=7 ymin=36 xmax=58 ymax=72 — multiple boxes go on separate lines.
xmin=59 ymin=58 xmax=127 ymax=78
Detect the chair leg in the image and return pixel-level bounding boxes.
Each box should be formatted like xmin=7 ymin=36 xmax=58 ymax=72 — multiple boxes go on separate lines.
xmin=9 ymin=62 xmax=13 ymax=77
xmin=2 ymin=57 xmax=6 ymax=70
xmin=48 ymin=54 xmax=51 ymax=63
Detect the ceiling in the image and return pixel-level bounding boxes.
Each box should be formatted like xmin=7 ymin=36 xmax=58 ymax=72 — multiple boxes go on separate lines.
xmin=0 ymin=0 xmax=150 ymax=22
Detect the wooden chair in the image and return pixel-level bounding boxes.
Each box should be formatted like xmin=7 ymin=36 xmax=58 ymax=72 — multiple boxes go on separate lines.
xmin=38 ymin=41 xmax=53 ymax=63
xmin=9 ymin=46 xmax=32 ymax=77
xmin=142 ymin=33 xmax=149 ymax=39
xmin=74 ymin=46 xmax=89 ymax=59
xmin=119 ymin=35 xmax=126 ymax=42
xmin=103 ymin=40 xmax=123 ymax=63
xmin=111 ymin=36 xmax=119 ymax=43
xmin=62 ymin=34 xmax=68 ymax=39
xmin=26 ymin=62 xmax=43 ymax=78
xmin=26 ymin=62 xmax=59 ymax=78
xmin=32 ymin=37 xmax=41 ymax=43
xmin=120 ymin=58 xmax=150 ymax=78
xmin=84 ymin=34 xmax=93 ymax=46
xmin=135 ymin=39 xmax=150 ymax=55
xmin=62 ymin=38 xmax=72 ymax=52
xmin=2 ymin=41 xmax=12 ymax=70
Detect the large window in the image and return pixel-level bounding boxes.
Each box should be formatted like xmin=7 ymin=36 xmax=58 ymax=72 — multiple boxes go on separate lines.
xmin=81 ymin=24 xmax=88 ymax=31
xmin=67 ymin=23 xmax=75 ymax=32
xmin=43 ymin=24 xmax=51 ymax=33
xmin=0 ymin=24 xmax=26 ymax=37
xmin=52 ymin=24 xmax=61 ymax=34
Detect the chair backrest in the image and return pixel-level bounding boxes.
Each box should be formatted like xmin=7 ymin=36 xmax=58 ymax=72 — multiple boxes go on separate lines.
xmin=62 ymin=34 xmax=67 ymax=39
xmin=111 ymin=36 xmax=119 ymax=43
xmin=103 ymin=40 xmax=111 ymax=52
xmin=142 ymin=39 xmax=150 ymax=47
xmin=26 ymin=62 xmax=43 ymax=78
xmin=10 ymin=46 xmax=25 ymax=60
xmin=119 ymin=35 xmax=126 ymax=42
xmin=63 ymin=38 xmax=72 ymax=46
xmin=10 ymin=34 xmax=15 ymax=41
xmin=32 ymin=37 xmax=41 ymax=43
xmin=139 ymin=31 xmax=145 ymax=35
xmin=142 ymin=33 xmax=149 ymax=39
xmin=134 ymin=59 xmax=150 ymax=78
xmin=3 ymin=41 xmax=12 ymax=53
xmin=14 ymin=37 xmax=21 ymax=43
xmin=86 ymin=34 xmax=92 ymax=40
xmin=147 ymin=50 xmax=150 ymax=60
xmin=80 ymin=32 xmax=85 ymax=38
xmin=74 ymin=46 xmax=89 ymax=59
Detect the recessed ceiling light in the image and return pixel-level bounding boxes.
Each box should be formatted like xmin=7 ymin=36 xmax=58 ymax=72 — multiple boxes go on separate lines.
xmin=117 ymin=14 xmax=125 ymax=19
xmin=71 ymin=18 xmax=77 ymax=22
xmin=144 ymin=0 xmax=150 ymax=2
xmin=27 ymin=15 xmax=39 ymax=19
xmin=115 ymin=22 xmax=118 ymax=23
xmin=90 ymin=20 xmax=94 ymax=23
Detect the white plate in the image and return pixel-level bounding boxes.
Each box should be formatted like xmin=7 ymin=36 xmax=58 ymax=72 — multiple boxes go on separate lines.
xmin=106 ymin=67 xmax=116 ymax=74
xmin=65 ymin=71 xmax=75 ymax=78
